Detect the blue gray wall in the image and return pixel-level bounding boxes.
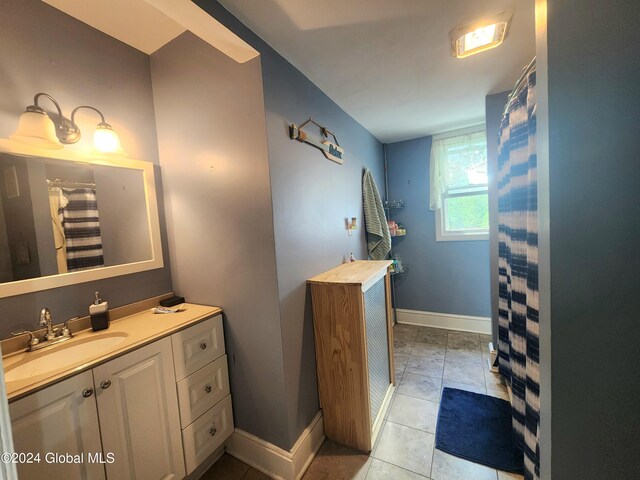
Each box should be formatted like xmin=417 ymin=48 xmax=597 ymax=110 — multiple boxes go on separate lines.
xmin=0 ymin=0 xmax=172 ymax=339
xmin=150 ymin=31 xmax=289 ymax=450
xmin=196 ymin=1 xmax=385 ymax=449
xmin=538 ymin=0 xmax=640 ymax=477
xmin=386 ymin=137 xmax=490 ymax=318
xmin=486 ymin=91 xmax=510 ymax=343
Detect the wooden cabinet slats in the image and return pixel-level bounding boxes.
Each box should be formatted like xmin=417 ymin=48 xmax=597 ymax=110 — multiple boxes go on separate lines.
xmin=309 ymin=260 xmax=395 ymax=452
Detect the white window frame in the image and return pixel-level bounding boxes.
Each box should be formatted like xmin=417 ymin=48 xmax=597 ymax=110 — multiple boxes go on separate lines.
xmin=433 ymin=125 xmax=489 ymax=242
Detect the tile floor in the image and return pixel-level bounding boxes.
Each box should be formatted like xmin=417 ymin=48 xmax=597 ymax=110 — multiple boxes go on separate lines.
xmin=204 ymin=324 xmax=525 ymax=480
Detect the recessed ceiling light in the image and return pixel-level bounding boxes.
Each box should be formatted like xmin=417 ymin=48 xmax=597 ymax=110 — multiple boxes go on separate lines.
xmin=449 ymin=11 xmax=512 ymax=59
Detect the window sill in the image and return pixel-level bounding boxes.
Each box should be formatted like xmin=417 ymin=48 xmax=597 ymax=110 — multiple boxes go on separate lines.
xmin=436 ymin=232 xmax=489 ymax=242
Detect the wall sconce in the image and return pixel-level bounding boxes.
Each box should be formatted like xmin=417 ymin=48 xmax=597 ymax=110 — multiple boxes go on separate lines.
xmin=10 ymin=93 xmax=127 ymax=156
xmin=346 ymin=217 xmax=357 ymax=236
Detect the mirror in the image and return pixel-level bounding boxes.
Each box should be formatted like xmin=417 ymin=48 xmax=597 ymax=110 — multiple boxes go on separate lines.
xmin=0 ymin=139 xmax=163 ymax=298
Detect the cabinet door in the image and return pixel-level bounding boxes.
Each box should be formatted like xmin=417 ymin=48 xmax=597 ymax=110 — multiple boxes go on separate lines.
xmin=93 ymin=337 xmax=185 ymax=480
xmin=9 ymin=371 xmax=105 ymax=480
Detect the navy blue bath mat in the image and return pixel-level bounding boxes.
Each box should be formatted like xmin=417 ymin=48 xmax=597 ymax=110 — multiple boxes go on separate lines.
xmin=435 ymin=387 xmax=524 ymax=472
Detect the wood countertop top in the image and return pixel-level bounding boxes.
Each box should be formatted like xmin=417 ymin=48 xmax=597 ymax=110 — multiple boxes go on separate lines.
xmin=308 ymin=260 xmax=392 ymax=286
xmin=2 ymin=303 xmax=221 ymax=402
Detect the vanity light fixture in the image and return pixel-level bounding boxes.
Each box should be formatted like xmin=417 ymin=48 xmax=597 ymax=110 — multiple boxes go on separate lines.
xmin=10 ymin=93 xmax=65 ymax=150
xmin=70 ymin=106 xmax=127 ymax=157
xmin=11 ymin=93 xmax=127 ymax=156
xmin=449 ymin=11 xmax=512 ymax=59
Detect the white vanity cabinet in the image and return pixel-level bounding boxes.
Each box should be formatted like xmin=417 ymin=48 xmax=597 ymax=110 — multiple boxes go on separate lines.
xmin=8 ymin=311 xmax=233 ymax=480
xmin=93 ymin=337 xmax=186 ymax=480
xmin=10 ymin=338 xmax=185 ymax=480
xmin=9 ymin=371 xmax=105 ymax=480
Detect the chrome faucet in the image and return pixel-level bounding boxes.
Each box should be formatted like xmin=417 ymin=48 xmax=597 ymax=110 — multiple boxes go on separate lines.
xmin=11 ymin=308 xmax=76 ymax=352
xmin=40 ymin=307 xmax=56 ymax=340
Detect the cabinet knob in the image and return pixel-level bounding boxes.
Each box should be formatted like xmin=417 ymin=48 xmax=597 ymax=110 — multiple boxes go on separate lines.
xmin=82 ymin=388 xmax=94 ymax=398
xmin=100 ymin=380 xmax=112 ymax=390
xmin=209 ymin=427 xmax=217 ymax=437
xmin=204 ymin=384 xmax=212 ymax=394
xmin=200 ymin=342 xmax=207 ymax=350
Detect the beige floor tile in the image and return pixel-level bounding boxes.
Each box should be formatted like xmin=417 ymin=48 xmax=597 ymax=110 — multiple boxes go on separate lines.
xmin=445 ymin=348 xmax=483 ymax=365
xmin=487 ymin=388 xmax=510 ymax=401
xmin=387 ymin=393 xmax=439 ymax=434
xmin=485 ymin=369 xmax=508 ymax=392
xmin=372 ymin=422 xmax=434 ymax=477
xmin=201 ymin=454 xmax=250 ymax=480
xmin=431 ymin=450 xmax=497 ymax=480
xmin=394 ymin=324 xmax=420 ymax=341
xmin=395 ymin=337 xmax=415 ymax=355
xmin=479 ymin=334 xmax=493 ymax=345
xmin=416 ymin=327 xmax=448 ymax=346
xmin=398 ymin=372 xmax=442 ymax=402
xmin=302 ymin=441 xmax=371 ymax=480
xmin=498 ymin=470 xmax=525 ymax=479
xmin=447 ymin=332 xmax=481 ymax=351
xmin=366 ymin=459 xmax=428 ymax=479
xmin=441 ymin=380 xmax=486 ymax=396
xmin=411 ymin=342 xmax=446 ymax=361
xmin=443 ymin=362 xmax=486 ymax=388
xmin=395 ymin=353 xmax=410 ymax=370
xmin=243 ymin=468 xmax=271 ymax=479
xmin=406 ymin=355 xmax=445 ymax=378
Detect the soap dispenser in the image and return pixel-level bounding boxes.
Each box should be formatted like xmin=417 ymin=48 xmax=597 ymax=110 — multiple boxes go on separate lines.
xmin=90 ymin=291 xmax=110 ymax=332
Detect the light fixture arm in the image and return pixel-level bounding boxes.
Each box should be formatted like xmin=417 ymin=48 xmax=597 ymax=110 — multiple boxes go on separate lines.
xmin=70 ymin=105 xmax=108 ymax=127
xmin=31 ymin=93 xmax=65 ymax=120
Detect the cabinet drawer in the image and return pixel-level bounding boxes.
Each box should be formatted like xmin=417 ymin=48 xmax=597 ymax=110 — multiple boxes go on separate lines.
xmin=177 ymin=354 xmax=230 ymax=427
xmin=172 ymin=315 xmax=224 ymax=380
xmin=182 ymin=394 xmax=234 ymax=474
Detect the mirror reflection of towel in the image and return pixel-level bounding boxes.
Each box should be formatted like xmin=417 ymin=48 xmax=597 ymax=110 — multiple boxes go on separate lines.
xmin=61 ymin=188 xmax=104 ymax=272
xmin=48 ymin=187 xmax=68 ymax=274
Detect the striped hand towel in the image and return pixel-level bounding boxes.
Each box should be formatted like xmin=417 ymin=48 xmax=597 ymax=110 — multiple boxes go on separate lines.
xmin=362 ymin=168 xmax=391 ymax=260
xmin=61 ymin=188 xmax=104 ymax=272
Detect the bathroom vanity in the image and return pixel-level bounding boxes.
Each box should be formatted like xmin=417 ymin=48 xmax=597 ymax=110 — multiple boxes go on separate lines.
xmin=2 ymin=302 xmax=232 ymax=480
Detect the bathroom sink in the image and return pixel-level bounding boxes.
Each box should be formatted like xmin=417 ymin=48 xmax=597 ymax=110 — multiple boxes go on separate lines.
xmin=4 ymin=332 xmax=128 ymax=383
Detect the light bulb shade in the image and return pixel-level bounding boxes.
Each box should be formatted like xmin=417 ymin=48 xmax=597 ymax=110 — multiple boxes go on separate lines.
xmin=449 ymin=11 xmax=512 ymax=59
xmin=93 ymin=124 xmax=126 ymax=156
xmin=10 ymin=111 xmax=63 ymax=150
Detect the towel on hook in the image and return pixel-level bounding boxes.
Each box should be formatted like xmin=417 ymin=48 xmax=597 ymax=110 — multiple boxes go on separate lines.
xmin=362 ymin=168 xmax=391 ymax=260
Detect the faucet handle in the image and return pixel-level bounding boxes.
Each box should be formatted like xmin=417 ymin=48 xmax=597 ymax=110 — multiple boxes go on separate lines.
xmin=60 ymin=316 xmax=79 ymax=338
xmin=11 ymin=331 xmax=40 ymax=349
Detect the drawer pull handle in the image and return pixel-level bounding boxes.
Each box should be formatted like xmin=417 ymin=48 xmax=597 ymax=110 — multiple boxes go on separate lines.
xmin=200 ymin=342 xmax=207 ymax=350
xmin=209 ymin=427 xmax=217 ymax=437
xmin=82 ymin=388 xmax=94 ymax=398
xmin=100 ymin=380 xmax=111 ymax=390
xmin=204 ymin=384 xmax=212 ymax=394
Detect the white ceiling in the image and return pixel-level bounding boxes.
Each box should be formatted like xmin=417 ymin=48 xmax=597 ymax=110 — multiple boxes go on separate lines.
xmin=218 ymin=0 xmax=536 ymax=143
xmin=41 ymin=0 xmax=258 ymax=62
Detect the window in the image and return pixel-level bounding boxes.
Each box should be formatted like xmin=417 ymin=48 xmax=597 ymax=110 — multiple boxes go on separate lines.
xmin=430 ymin=127 xmax=489 ymax=241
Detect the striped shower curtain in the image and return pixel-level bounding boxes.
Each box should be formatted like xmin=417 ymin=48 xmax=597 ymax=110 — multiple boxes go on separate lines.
xmin=497 ymin=63 xmax=540 ymax=480
xmin=61 ymin=188 xmax=104 ymax=272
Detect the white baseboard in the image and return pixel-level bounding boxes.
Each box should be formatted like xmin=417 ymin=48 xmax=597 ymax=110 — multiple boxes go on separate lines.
xmin=396 ymin=308 xmax=491 ymax=334
xmin=226 ymin=411 xmax=325 ymax=480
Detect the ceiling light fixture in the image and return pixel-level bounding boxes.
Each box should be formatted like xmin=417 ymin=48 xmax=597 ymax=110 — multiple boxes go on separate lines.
xmin=449 ymin=11 xmax=512 ymax=59
xmin=11 ymin=93 xmax=127 ymax=156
